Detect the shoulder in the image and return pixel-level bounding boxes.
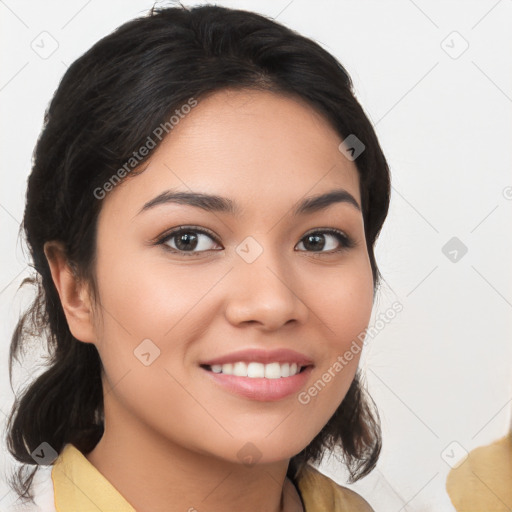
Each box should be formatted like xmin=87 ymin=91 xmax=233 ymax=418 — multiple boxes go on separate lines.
xmin=296 ymin=464 xmax=374 ymax=512
xmin=446 ymin=434 xmax=512 ymax=511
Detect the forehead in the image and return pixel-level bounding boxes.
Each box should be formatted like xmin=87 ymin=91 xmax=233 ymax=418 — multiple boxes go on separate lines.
xmin=100 ymin=88 xmax=361 ymax=220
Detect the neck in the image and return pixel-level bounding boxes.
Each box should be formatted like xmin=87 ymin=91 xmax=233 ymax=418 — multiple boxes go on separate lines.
xmin=85 ymin=408 xmax=303 ymax=512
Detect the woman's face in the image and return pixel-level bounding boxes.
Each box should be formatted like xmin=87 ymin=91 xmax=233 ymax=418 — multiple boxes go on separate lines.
xmin=89 ymin=88 xmax=374 ymax=464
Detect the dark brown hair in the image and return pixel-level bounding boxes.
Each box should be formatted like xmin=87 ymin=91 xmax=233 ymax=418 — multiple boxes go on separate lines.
xmin=6 ymin=3 xmax=389 ymax=504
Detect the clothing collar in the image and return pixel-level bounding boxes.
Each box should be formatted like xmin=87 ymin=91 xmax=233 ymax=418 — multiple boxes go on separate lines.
xmin=52 ymin=443 xmax=135 ymax=512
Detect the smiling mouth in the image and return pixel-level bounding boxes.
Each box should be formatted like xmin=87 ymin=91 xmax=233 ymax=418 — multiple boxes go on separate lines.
xmin=201 ymin=362 xmax=310 ymax=379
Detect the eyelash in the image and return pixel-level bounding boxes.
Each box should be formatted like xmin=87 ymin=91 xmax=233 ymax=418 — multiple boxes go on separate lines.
xmin=155 ymin=225 xmax=356 ymax=257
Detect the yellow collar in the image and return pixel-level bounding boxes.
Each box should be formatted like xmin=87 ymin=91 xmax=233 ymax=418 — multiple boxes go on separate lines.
xmin=52 ymin=443 xmax=372 ymax=511
xmin=52 ymin=444 xmax=135 ymax=512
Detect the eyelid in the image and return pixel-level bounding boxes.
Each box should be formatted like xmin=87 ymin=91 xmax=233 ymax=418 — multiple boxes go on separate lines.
xmin=152 ymin=225 xmax=220 ymax=245
xmin=302 ymin=227 xmax=350 ymax=239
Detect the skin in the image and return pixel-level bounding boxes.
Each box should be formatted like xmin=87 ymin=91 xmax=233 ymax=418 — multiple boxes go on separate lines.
xmin=45 ymin=88 xmax=375 ymax=512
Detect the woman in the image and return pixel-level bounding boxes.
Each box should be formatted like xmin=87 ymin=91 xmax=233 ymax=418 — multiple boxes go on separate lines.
xmin=6 ymin=4 xmax=390 ymax=511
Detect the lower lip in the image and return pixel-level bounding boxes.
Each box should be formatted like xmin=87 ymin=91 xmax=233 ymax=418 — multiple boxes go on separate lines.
xmin=201 ymin=366 xmax=313 ymax=402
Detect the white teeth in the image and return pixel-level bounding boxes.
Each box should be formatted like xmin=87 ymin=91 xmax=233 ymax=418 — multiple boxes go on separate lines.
xmin=264 ymin=362 xmax=281 ymax=379
xmin=280 ymin=363 xmax=290 ymax=378
xmin=208 ymin=361 xmax=302 ymax=378
xmin=248 ymin=362 xmax=265 ymax=378
xmin=233 ymin=362 xmax=246 ymax=377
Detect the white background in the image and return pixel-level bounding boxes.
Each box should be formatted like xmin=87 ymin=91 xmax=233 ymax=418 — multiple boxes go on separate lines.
xmin=1 ymin=1 xmax=511 ymax=511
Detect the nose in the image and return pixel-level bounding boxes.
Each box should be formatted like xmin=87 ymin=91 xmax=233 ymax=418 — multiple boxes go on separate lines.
xmin=224 ymin=242 xmax=310 ymax=331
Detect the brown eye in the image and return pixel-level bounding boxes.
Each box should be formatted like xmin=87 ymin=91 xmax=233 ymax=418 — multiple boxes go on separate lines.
xmin=159 ymin=227 xmax=221 ymax=255
xmin=296 ymin=229 xmax=354 ymax=253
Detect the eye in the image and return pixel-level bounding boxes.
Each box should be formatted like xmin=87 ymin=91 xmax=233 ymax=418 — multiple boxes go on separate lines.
xmin=158 ymin=226 xmax=221 ymax=256
xmin=295 ymin=229 xmax=355 ymax=253
xmin=155 ymin=226 xmax=355 ymax=257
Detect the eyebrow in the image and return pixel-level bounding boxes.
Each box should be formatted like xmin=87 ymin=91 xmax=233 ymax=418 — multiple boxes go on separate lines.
xmin=137 ymin=188 xmax=361 ymax=217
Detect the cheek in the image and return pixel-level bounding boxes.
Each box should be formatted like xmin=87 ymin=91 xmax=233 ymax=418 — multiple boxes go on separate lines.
xmin=90 ymin=248 xmax=220 ymax=444
xmin=90 ymin=242 xmax=226 ymax=399
xmin=311 ymin=254 xmax=375 ymax=346
xmin=298 ymin=256 xmax=374 ymax=411
xmin=94 ymin=242 xmax=213 ymax=340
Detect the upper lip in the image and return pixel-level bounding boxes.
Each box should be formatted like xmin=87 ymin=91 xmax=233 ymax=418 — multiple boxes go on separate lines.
xmin=200 ymin=348 xmax=314 ymax=367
